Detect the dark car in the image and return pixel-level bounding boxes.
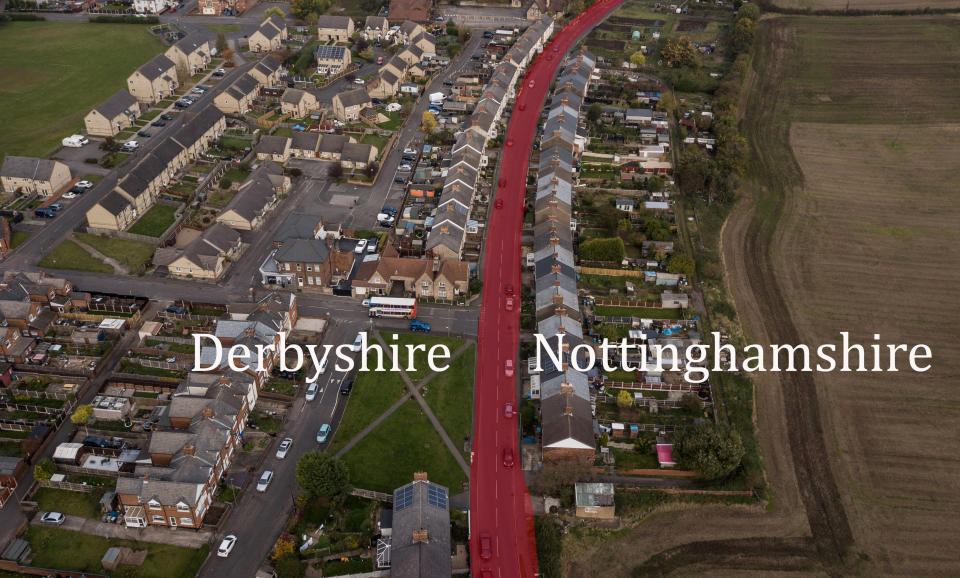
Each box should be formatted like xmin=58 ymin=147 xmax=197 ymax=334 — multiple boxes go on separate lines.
xmin=371 ymin=98 xmax=383 ymax=104
xmin=151 ymin=120 xmax=166 ymax=127
xmin=166 ymin=305 xmax=186 ymax=315
xmin=381 ymin=206 xmax=397 ymax=216
xmin=137 ymin=130 xmax=151 ymax=137
xmin=394 ymin=176 xmax=407 ymax=184
xmin=339 ymin=378 xmax=354 ymax=395
xmin=443 ymin=80 xmax=454 ymax=86
xmin=160 ymin=113 xmax=173 ymax=121
xmin=82 ymin=436 xmax=107 ymax=448
xmin=479 ymin=533 xmax=492 ymax=559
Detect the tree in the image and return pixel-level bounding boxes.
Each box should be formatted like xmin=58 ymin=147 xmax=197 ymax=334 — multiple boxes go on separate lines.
xmin=730 ymin=17 xmax=756 ymax=54
xmin=446 ymin=19 xmax=458 ymax=36
xmin=578 ymin=237 xmax=625 ymax=262
xmin=586 ymin=102 xmax=603 ymax=124
xmin=674 ymin=422 xmax=745 ymax=480
xmin=646 ymin=175 xmax=664 ymax=192
xmin=222 ymin=49 xmax=235 ymax=67
xmin=71 ymin=404 xmax=92 ymax=426
xmin=421 ymin=110 xmax=438 ymax=133
xmin=327 ymin=163 xmax=344 ymax=178
xmin=667 ymin=252 xmax=696 ymax=278
xmin=219 ymin=177 xmax=232 ymax=190
xmin=661 ymin=36 xmax=696 ymax=67
xmin=295 ymin=451 xmax=350 ymax=498
xmin=263 ymin=6 xmax=285 ymax=19
xmin=364 ymin=161 xmax=378 ymax=178
xmin=458 ymin=26 xmax=472 ymax=44
xmin=679 ymin=393 xmax=702 ymax=414
xmin=616 ymin=390 xmax=633 ymax=408
xmin=737 ymin=3 xmax=761 ymax=21
xmin=100 ymin=137 xmax=120 ymax=152
xmin=677 ymin=146 xmax=712 ymax=197
xmin=34 ymin=458 xmax=55 ymax=481
xmin=215 ymin=33 xmax=228 ymax=55
xmin=271 ymin=534 xmax=295 ymax=560
xmin=629 ymin=50 xmax=646 ymax=67
xmin=175 ymin=62 xmax=190 ymax=85
xmin=446 ymin=42 xmax=462 ymax=59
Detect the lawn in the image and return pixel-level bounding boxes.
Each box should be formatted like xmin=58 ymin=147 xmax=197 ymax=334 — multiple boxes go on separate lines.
xmin=593 ymin=305 xmax=682 ymax=320
xmin=376 ymin=110 xmax=402 ymax=131
xmin=127 ymin=204 xmax=178 ymax=237
xmin=37 ymin=240 xmax=112 ymax=273
xmin=219 ymin=136 xmax=252 ymax=150
xmin=422 ymin=344 xmax=475 ymax=458
xmin=75 ymin=233 xmax=156 ymax=271
xmin=378 ymin=333 xmax=464 ymax=383
xmin=10 ymin=231 xmax=29 ymax=249
xmin=360 ymin=133 xmax=390 ymax=153
xmin=0 ymin=22 xmax=165 ymax=157
xmin=24 ymin=526 xmax=207 ymax=578
xmin=205 ymin=190 xmax=234 ymax=207
xmin=33 ymin=487 xmax=104 ymax=519
xmin=327 ymin=363 xmax=408 ymax=455
xmin=340 ymin=398 xmax=467 ymax=493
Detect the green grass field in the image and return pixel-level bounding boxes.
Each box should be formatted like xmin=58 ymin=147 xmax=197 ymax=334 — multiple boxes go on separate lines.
xmin=33 ymin=487 xmax=105 ymax=519
xmin=0 ymin=22 xmax=165 ymax=158
xmin=340 ymin=398 xmax=467 ymax=494
xmin=327 ymin=366 xmax=408 ymax=455
xmin=127 ymin=204 xmax=178 ymax=237
xmin=422 ymin=344 xmax=475 ymax=458
xmin=75 ymin=233 xmax=155 ymax=271
xmin=24 ymin=526 xmax=207 ymax=577
xmin=38 ymin=240 xmax=112 ymax=273
xmin=378 ymin=333 xmax=464 ymax=383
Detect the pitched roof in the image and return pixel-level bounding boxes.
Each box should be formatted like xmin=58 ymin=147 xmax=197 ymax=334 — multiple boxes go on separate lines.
xmin=136 ymin=54 xmax=176 ymax=81
xmin=340 ymin=142 xmax=374 ymax=163
xmin=275 ymin=238 xmax=330 ymax=263
xmin=541 ymin=393 xmax=594 ymax=449
xmin=0 ymin=156 xmax=62 ymax=181
xmin=314 ymin=44 xmax=348 ymax=61
xmin=316 ymin=15 xmax=352 ymax=30
xmin=290 ymin=130 xmax=321 ymax=152
xmin=364 ymin=15 xmax=388 ymax=30
xmin=335 ymin=87 xmax=370 ymax=108
xmin=391 ymin=476 xmax=451 ymax=578
xmin=93 ymin=90 xmax=139 ymax=120
xmin=317 ymin=134 xmax=349 ymax=153
xmin=96 ymin=190 xmax=132 ymax=217
xmin=256 ymin=135 xmax=291 ymax=156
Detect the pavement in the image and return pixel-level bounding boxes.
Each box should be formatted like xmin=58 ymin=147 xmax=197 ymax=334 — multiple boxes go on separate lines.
xmin=468 ymin=2 xmax=627 ymax=577
xmin=32 ymin=514 xmax=212 ymax=547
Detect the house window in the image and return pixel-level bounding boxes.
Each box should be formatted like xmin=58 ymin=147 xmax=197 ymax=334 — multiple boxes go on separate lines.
xmin=179 ymin=517 xmax=193 ymax=525
xmin=438 ymin=282 xmax=446 ymax=288
xmin=149 ymin=502 xmax=161 ymax=510
xmin=177 ymin=504 xmax=190 ymax=512
xmin=306 ymin=264 xmax=312 ymax=272
xmin=152 ymin=515 xmax=165 ymax=523
xmin=298 ymin=277 xmax=303 ymax=285
xmin=296 ymin=264 xmax=301 ymax=271
xmin=439 ymin=290 xmax=447 ymax=298
xmin=422 ymin=281 xmax=429 ymax=288
xmin=285 ymin=263 xmax=291 ymax=271
xmin=175 ymin=267 xmax=181 ymax=273
xmin=169 ymin=517 xmax=177 ymax=527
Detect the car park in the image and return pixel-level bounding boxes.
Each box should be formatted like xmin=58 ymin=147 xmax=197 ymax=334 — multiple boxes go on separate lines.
xmin=40 ymin=512 xmax=65 ymax=525
xmin=305 ymin=381 xmax=319 ymax=401
xmin=354 ymin=239 xmax=368 ymax=254
xmin=317 ymin=424 xmax=332 ymax=443
xmin=275 ymin=438 xmax=293 ymax=459
xmin=218 ymin=535 xmax=237 ymax=557
xmin=256 ymin=470 xmax=273 ymax=492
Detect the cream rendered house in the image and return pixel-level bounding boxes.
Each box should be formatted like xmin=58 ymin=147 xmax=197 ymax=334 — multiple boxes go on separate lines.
xmin=84 ymin=90 xmax=141 ymax=137
xmin=165 ymin=37 xmax=211 ymax=75
xmin=0 ymin=157 xmax=71 ymax=196
xmin=127 ymin=54 xmax=178 ymax=105
xmin=316 ymin=15 xmax=353 ymax=43
xmin=248 ymin=14 xmax=287 ymax=52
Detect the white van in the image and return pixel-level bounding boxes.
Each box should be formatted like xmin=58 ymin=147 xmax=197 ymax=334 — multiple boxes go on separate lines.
xmin=62 ymin=135 xmax=89 ymax=148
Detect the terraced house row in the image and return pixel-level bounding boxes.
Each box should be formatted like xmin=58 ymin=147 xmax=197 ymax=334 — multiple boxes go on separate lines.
xmin=530 ymin=50 xmax=598 ymax=463
xmin=424 ymin=16 xmax=555 ymax=262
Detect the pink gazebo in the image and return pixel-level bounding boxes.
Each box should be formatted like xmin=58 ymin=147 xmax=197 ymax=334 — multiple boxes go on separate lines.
xmin=656 ymin=443 xmax=676 ymax=469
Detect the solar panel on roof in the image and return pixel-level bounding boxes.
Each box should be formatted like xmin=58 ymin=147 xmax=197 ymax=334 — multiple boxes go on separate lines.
xmin=314 ymin=45 xmax=345 ymax=59
xmin=395 ymin=484 xmax=414 ymax=511
xmin=427 ymin=483 xmax=447 ymax=509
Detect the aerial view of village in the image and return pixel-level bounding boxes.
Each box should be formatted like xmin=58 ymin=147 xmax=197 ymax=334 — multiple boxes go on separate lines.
xmin=0 ymin=0 xmax=957 ymax=576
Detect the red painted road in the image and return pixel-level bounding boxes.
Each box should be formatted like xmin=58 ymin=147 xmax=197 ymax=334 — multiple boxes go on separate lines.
xmin=470 ymin=1 xmax=627 ymax=576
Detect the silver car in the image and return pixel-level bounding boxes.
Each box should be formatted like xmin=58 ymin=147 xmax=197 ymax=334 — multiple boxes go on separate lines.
xmin=275 ymin=438 xmax=293 ymax=459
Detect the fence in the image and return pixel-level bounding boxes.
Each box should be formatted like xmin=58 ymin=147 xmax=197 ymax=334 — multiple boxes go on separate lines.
xmin=55 ymin=463 xmax=135 ymax=479
xmin=38 ymin=479 xmax=96 ymax=493
xmin=125 ymin=357 xmax=192 ymax=371
xmin=60 ymin=310 xmax=141 ymax=325
xmin=143 ymin=334 xmax=193 ymax=346
xmin=581 ymin=267 xmax=644 ymax=278
xmin=592 ymin=299 xmax=665 ymax=308
xmin=0 ymin=387 xmax=71 ymax=401
xmin=315 ymin=63 xmax=361 ymax=89
xmin=601 ymin=381 xmax=698 ymax=393
xmin=597 ymin=420 xmax=679 ymax=433
xmin=351 ymin=488 xmax=393 ymax=503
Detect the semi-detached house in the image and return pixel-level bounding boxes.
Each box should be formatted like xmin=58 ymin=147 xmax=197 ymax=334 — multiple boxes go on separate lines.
xmin=127 ymin=54 xmax=178 ymax=105
xmin=0 ymin=157 xmax=71 ymax=197
xmin=248 ymin=14 xmax=287 ymax=53
xmin=165 ymin=37 xmax=211 ymax=75
xmin=316 ymin=15 xmax=353 ymax=43
xmin=84 ymin=90 xmax=141 ymax=137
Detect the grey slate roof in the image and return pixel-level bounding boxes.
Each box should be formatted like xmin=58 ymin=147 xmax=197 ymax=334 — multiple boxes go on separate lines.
xmin=93 ymin=90 xmax=139 ymax=120
xmin=97 ymin=190 xmax=133 ymax=217
xmin=391 ymin=477 xmax=451 ymax=578
xmin=275 ymin=238 xmax=329 ymax=263
xmin=137 ymin=54 xmax=176 ymax=81
xmin=0 ymin=156 xmax=61 ymax=181
xmin=336 ymin=87 xmax=370 ymax=108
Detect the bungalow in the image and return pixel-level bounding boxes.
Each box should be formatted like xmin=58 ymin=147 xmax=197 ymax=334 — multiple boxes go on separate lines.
xmin=0 ymin=157 xmax=71 ymax=197
xmin=248 ymin=14 xmax=287 ymax=53
xmin=216 ymin=163 xmax=288 ymax=230
xmin=255 ymin=135 xmax=292 ymax=163
xmin=84 ymin=90 xmax=141 ymax=137
xmin=127 ymin=54 xmax=178 ymax=105
xmin=165 ymin=37 xmax=211 ymax=75
xmin=340 ymin=143 xmax=377 ymax=171
xmin=362 ymin=15 xmax=389 ymax=40
xmin=316 ymin=15 xmax=354 ymax=43
xmin=332 ymin=88 xmax=371 ymax=122
xmin=314 ymin=45 xmax=351 ymax=75
xmin=351 ymin=257 xmax=469 ymax=298
xmin=213 ymin=73 xmax=261 ymax=114
xmin=280 ymin=89 xmax=319 ymax=118
xmin=153 ymin=223 xmax=243 ymax=280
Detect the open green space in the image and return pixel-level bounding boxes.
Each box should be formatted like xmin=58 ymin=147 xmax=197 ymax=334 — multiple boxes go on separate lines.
xmin=378 ymin=333 xmax=464 ymax=382
xmin=0 ymin=22 xmax=165 ymax=158
xmin=422 ymin=344 xmax=475 ymax=458
xmin=376 ymin=110 xmax=402 ymax=131
xmin=203 ymin=24 xmax=241 ymax=34
xmin=593 ymin=305 xmax=682 ymax=320
xmin=327 ymin=365 xmax=407 ymax=455
xmin=33 ymin=487 xmax=105 ymax=519
xmin=38 ymin=240 xmax=112 ymax=273
xmin=360 ymin=133 xmax=390 ymax=153
xmin=340 ymin=398 xmax=467 ymax=493
xmin=10 ymin=232 xmax=30 ymax=249
xmin=24 ymin=526 xmax=207 ymax=578
xmin=127 ymin=204 xmax=178 ymax=237
xmin=75 ymin=233 xmax=155 ymax=271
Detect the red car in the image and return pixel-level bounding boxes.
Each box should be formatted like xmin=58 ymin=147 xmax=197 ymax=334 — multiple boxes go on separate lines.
xmin=505 ymin=296 xmax=514 ymax=311
xmin=506 ymin=138 xmax=514 ymax=147
xmin=503 ymin=447 xmax=515 ymax=469
xmin=505 ymin=359 xmax=514 ymax=377
xmin=518 ymin=102 xmax=526 ymax=111
xmin=479 ymin=533 xmax=492 ymax=559
xmin=504 ymin=284 xmax=514 ymax=296
xmin=504 ymin=402 xmax=515 ymax=418
xmin=527 ymin=79 xmax=535 ymax=88
xmin=494 ymin=198 xmax=504 ymax=209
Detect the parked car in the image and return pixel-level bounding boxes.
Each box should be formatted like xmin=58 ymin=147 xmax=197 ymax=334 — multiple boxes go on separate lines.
xmin=275 ymin=438 xmax=293 ymax=459
xmin=339 ymin=378 xmax=353 ymax=395
xmin=160 ymin=113 xmax=174 ymax=121
xmin=137 ymin=130 xmax=151 ymax=138
xmin=378 ymin=216 xmax=395 ymax=227
xmin=213 ymin=68 xmax=225 ymax=77
xmin=40 ymin=512 xmax=65 ymax=526
xmin=381 ymin=206 xmax=397 ymax=216
xmin=505 ymin=359 xmax=514 ymax=377
xmin=218 ymin=535 xmax=237 ymax=557
xmin=527 ymin=80 xmax=535 ymax=88
xmin=367 ymin=243 xmax=377 ymax=254
xmin=123 ymin=140 xmax=139 ymax=150
xmin=394 ymin=176 xmax=407 ymax=184
xmin=151 ymin=120 xmax=166 ymax=127
xmin=354 ymin=239 xmax=368 ymax=254
xmin=443 ymin=79 xmax=455 ymax=86
xmin=350 ymin=332 xmax=363 ymax=352
xmin=398 ymin=162 xmax=412 ymax=171
xmin=504 ymin=402 xmax=515 ymax=419
xmin=371 ymin=98 xmax=383 ymax=104
xmin=502 ymin=447 xmax=515 ymax=469
xmin=75 ymin=180 xmax=94 ymax=190
xmin=504 ymin=284 xmax=514 ymax=296
xmin=494 ymin=199 xmax=503 ymax=209
xmin=166 ymin=305 xmax=186 ymax=314
xmin=49 ymin=203 xmax=63 ymax=212
xmin=376 ymin=56 xmax=384 ymax=64
xmin=354 ymin=78 xmax=365 ymax=85
xmin=479 ymin=533 xmax=492 ymax=559
xmin=63 ymin=191 xmax=78 ymax=200
xmin=34 ymin=207 xmax=56 ymax=219
xmin=505 ymin=296 xmax=514 ymax=311
xmin=410 ymin=320 xmax=431 ymax=332
xmin=305 ymin=381 xmax=319 ymax=401
xmin=317 ymin=423 xmax=332 ymax=443
xmin=256 ymin=470 xmax=274 ymax=492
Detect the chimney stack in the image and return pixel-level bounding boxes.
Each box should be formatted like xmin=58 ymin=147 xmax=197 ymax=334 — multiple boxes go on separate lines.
xmin=201 ymin=407 xmax=214 ymax=419
xmin=413 ymin=529 xmax=429 ymax=543
xmin=413 ymin=471 xmax=428 ymax=482
xmin=183 ymin=444 xmax=196 ymax=456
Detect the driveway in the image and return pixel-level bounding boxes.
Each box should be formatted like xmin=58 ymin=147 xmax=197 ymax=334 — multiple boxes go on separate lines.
xmin=32 ymin=513 xmax=212 ymax=548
